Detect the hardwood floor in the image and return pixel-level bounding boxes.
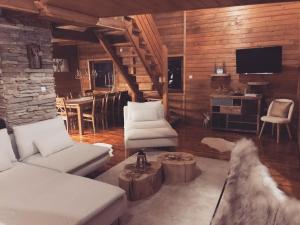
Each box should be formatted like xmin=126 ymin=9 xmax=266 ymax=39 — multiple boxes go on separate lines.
xmin=71 ymin=123 xmax=300 ymax=199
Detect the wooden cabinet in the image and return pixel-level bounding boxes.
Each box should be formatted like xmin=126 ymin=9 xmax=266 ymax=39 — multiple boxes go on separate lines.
xmin=210 ymin=95 xmax=262 ymax=134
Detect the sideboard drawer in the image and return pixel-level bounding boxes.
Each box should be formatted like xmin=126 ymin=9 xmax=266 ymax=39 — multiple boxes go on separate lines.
xmin=220 ymin=106 xmax=242 ymax=115
xmin=211 ymin=98 xmax=232 ymax=106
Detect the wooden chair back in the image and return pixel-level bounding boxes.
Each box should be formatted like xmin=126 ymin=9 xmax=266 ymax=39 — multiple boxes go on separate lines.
xmin=85 ymin=90 xmax=94 ymax=97
xmin=56 ymin=97 xmax=67 ymax=116
xmin=92 ymin=96 xmax=103 ymax=117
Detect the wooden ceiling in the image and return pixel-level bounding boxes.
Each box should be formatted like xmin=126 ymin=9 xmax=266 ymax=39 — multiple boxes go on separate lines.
xmin=1 ymin=0 xmax=300 ymax=19
xmin=46 ymin=0 xmax=300 ymax=17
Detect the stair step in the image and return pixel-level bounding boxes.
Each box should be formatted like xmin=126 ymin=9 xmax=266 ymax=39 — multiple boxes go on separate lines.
xmin=104 ymin=30 xmax=126 ymax=36
xmin=113 ymin=42 xmax=132 ymax=47
xmin=136 ymin=76 xmax=152 ymax=83
xmin=139 ymin=83 xmax=154 ymax=91
xmin=139 ymin=41 xmax=146 ymax=48
xmin=123 ymin=63 xmax=140 ymax=68
xmin=143 ymin=90 xmax=159 ymax=95
xmin=132 ymin=28 xmax=141 ymax=34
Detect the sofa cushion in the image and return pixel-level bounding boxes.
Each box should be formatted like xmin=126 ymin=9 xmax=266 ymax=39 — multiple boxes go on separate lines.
xmin=13 ymin=117 xmax=67 ymax=160
xmin=126 ymin=119 xmax=171 ymax=130
xmin=261 ymin=115 xmax=290 ymax=124
xmin=126 ymin=127 xmax=178 ymax=140
xmin=130 ymin=108 xmax=159 ymax=122
xmin=23 ymin=143 xmax=110 ymax=173
xmin=127 ymin=101 xmax=164 ymax=120
xmin=0 ymin=129 xmax=17 ymax=162
xmin=34 ymin=130 xmax=74 ymax=157
xmin=0 ymin=149 xmax=13 ymax=172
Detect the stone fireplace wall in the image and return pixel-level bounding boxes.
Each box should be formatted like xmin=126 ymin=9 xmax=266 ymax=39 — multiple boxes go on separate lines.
xmin=0 ymin=11 xmax=56 ymax=129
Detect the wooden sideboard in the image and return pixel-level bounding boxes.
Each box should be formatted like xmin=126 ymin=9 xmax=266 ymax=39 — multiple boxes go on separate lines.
xmin=210 ymin=94 xmax=262 ymax=134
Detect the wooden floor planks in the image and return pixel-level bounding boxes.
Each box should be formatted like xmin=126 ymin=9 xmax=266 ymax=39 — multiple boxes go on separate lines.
xmin=71 ymin=123 xmax=300 ymax=199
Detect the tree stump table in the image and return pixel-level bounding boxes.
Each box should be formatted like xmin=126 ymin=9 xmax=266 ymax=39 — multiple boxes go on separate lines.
xmin=118 ymin=161 xmax=162 ymax=201
xmin=157 ymin=152 xmax=196 ymax=184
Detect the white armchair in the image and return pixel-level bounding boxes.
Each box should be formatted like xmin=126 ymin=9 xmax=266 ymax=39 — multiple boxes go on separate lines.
xmin=124 ymin=101 xmax=178 ymax=157
xmin=259 ymin=99 xmax=294 ymax=143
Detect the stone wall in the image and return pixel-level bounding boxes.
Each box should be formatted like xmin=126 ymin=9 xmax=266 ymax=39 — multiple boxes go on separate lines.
xmin=0 ymin=10 xmax=56 ymax=129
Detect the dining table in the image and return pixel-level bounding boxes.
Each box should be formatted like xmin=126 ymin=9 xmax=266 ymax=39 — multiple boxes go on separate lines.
xmin=65 ymin=97 xmax=94 ymax=135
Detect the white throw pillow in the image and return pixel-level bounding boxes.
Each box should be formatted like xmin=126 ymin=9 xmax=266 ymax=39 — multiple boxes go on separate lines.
xmin=131 ymin=108 xmax=159 ymax=122
xmin=34 ymin=130 xmax=74 ymax=157
xmin=13 ymin=117 xmax=68 ymax=160
xmin=127 ymin=101 xmax=164 ymax=120
xmin=0 ymin=129 xmax=17 ymax=162
xmin=0 ymin=149 xmax=13 ymax=172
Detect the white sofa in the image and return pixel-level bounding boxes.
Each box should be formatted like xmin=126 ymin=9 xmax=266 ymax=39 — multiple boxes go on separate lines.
xmin=0 ymin=119 xmax=127 ymax=225
xmin=124 ymin=101 xmax=178 ymax=156
xmin=13 ymin=117 xmax=109 ymax=176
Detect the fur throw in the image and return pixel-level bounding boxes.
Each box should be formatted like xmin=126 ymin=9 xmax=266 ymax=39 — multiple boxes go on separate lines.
xmin=211 ymin=138 xmax=288 ymax=225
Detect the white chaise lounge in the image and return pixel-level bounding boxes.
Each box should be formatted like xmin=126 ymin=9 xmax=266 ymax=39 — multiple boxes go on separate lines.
xmin=124 ymin=101 xmax=178 ymax=156
xmin=0 ymin=121 xmax=127 ymax=225
xmin=13 ymin=117 xmax=109 ymax=176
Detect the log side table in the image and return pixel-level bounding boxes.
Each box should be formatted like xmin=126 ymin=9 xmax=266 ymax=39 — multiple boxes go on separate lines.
xmin=118 ymin=161 xmax=162 ymax=201
xmin=157 ymin=152 xmax=196 ymax=184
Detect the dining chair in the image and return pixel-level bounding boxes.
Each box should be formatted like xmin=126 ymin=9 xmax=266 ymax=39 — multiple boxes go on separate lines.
xmin=84 ymin=89 xmax=94 ymax=97
xmin=56 ymin=97 xmax=77 ymax=132
xmin=102 ymin=92 xmax=117 ymax=128
xmin=82 ymin=96 xmax=103 ymax=133
xmin=259 ymin=99 xmax=294 ymax=143
xmin=116 ymin=91 xmax=129 ymax=125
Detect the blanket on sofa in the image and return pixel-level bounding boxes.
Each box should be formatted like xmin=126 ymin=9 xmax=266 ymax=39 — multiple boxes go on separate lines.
xmin=210 ymin=138 xmax=300 ymax=225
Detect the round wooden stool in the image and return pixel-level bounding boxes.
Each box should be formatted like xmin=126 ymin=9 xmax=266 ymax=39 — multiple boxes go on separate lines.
xmin=157 ymin=152 xmax=196 ymax=184
xmin=118 ymin=161 xmax=162 ymax=201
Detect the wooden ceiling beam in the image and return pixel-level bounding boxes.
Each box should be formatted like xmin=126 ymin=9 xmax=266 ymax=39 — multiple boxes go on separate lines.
xmin=0 ymin=0 xmax=38 ymax=14
xmin=34 ymin=1 xmax=98 ymax=26
xmin=52 ymin=27 xmax=98 ymax=43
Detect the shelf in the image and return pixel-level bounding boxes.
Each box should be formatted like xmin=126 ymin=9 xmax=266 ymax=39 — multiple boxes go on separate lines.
xmin=212 ymin=127 xmax=257 ymax=133
xmin=247 ymin=81 xmax=270 ymax=86
xmin=211 ymin=73 xmax=230 ymax=78
xmin=227 ymin=120 xmax=257 ymax=125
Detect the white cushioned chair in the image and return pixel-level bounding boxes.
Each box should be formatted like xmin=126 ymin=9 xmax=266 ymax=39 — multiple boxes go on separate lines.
xmin=259 ymin=99 xmax=294 ymax=143
xmin=124 ymin=101 xmax=178 ymax=156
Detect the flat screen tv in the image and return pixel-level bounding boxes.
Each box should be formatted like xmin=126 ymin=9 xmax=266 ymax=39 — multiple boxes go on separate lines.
xmin=236 ymin=46 xmax=282 ymax=74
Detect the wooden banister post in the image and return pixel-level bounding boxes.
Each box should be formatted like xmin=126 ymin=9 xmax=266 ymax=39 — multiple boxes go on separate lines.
xmin=162 ymin=45 xmax=168 ymax=118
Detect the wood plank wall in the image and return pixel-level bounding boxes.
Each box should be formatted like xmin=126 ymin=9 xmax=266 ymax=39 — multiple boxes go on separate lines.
xmin=185 ymin=2 xmax=300 ymax=123
xmin=76 ymin=2 xmax=300 ymax=130
xmin=53 ymin=45 xmax=81 ymax=97
xmin=153 ymin=11 xmax=185 ymax=118
xmin=154 ymin=2 xmax=300 ymax=128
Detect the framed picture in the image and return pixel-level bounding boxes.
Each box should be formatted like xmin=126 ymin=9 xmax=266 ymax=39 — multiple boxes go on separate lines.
xmin=53 ymin=58 xmax=69 ymax=72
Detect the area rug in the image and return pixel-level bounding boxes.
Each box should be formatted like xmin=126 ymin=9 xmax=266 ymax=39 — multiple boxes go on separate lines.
xmin=96 ymin=151 xmax=229 ymax=225
xmin=201 ymin=137 xmax=235 ymax=153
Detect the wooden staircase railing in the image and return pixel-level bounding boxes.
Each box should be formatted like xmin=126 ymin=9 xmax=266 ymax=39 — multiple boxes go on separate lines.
xmin=94 ymin=30 xmax=142 ymax=102
xmin=134 ymin=14 xmax=165 ymax=76
xmin=95 ymin=15 xmax=168 ymax=110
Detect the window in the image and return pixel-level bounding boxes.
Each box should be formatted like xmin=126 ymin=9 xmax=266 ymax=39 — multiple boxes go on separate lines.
xmin=168 ymin=56 xmax=183 ymax=91
xmin=89 ymin=60 xmax=114 ymax=88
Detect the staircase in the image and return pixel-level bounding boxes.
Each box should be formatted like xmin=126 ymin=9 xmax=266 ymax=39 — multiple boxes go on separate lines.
xmin=94 ymin=15 xmax=168 ymax=103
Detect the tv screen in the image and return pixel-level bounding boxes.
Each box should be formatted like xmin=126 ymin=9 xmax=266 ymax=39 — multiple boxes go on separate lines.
xmin=236 ymin=46 xmax=282 ymax=74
